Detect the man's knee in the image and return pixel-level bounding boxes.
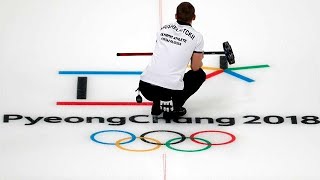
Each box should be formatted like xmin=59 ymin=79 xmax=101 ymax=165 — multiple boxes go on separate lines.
xmin=184 ymin=68 xmax=206 ymax=83
xmin=197 ymin=68 xmax=206 ymax=82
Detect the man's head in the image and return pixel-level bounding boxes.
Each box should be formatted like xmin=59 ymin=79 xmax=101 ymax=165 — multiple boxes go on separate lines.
xmin=175 ymin=2 xmax=196 ymax=23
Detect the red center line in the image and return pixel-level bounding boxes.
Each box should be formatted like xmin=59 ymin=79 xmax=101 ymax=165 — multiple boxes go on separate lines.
xmin=159 ymin=0 xmax=163 ymax=28
xmin=163 ymin=154 xmax=167 ymax=180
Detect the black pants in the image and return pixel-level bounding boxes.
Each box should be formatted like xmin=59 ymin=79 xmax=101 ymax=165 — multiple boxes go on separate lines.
xmin=139 ymin=69 xmax=206 ymax=107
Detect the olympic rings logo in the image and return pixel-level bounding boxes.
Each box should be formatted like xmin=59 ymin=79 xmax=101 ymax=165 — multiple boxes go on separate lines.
xmin=90 ymin=130 xmax=236 ymax=152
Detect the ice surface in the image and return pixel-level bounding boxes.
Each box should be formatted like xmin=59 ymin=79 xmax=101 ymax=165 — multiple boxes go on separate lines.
xmin=1 ymin=0 xmax=320 ymax=179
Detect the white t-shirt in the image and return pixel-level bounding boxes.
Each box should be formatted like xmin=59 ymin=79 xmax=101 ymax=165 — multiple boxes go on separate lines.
xmin=140 ymin=21 xmax=204 ymax=90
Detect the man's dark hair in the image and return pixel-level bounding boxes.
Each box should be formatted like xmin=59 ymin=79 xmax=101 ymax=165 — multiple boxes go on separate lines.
xmin=176 ymin=2 xmax=195 ymax=23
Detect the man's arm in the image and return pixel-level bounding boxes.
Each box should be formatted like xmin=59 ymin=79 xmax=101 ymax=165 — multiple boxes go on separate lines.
xmin=191 ymin=52 xmax=204 ymax=71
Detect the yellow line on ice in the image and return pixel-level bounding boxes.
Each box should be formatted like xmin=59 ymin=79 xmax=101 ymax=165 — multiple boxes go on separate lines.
xmin=188 ymin=65 xmax=222 ymax=71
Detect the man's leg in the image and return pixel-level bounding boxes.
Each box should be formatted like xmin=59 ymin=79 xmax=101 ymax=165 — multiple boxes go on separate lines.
xmin=162 ymin=69 xmax=205 ymax=119
xmin=139 ymin=81 xmax=160 ymax=115
xmin=139 ymin=80 xmax=172 ymax=115
xmin=174 ymin=68 xmax=206 ymax=107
